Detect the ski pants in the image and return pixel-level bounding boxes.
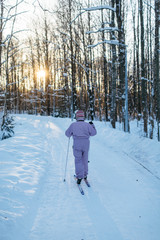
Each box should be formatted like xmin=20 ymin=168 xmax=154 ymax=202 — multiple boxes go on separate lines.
xmin=73 ymin=138 xmax=90 ymax=179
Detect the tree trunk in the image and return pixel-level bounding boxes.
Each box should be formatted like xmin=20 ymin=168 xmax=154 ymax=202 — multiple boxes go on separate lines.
xmin=101 ymin=0 xmax=109 ymax=121
xmin=116 ymin=0 xmax=125 ymax=128
xmin=110 ymin=0 xmax=117 ymax=128
xmin=139 ymin=0 xmax=148 ymax=135
xmin=155 ymin=0 xmax=160 ymax=140
xmin=44 ymin=16 xmax=50 ymax=116
xmin=0 ymin=0 xmax=3 ymax=76
xmin=69 ymin=0 xmax=77 ymax=119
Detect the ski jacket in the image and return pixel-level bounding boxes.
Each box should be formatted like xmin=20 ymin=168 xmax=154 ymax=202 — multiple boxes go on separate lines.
xmin=65 ymin=121 xmax=97 ymax=140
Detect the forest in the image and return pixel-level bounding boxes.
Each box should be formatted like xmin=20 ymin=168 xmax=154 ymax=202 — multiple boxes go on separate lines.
xmin=0 ymin=0 xmax=160 ymax=140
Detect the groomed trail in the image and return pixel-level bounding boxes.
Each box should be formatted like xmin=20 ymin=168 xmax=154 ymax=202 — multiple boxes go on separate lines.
xmin=0 ymin=115 xmax=160 ymax=240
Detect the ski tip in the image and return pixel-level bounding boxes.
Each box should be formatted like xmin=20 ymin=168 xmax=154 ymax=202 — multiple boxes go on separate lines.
xmin=63 ymin=179 xmax=66 ymax=182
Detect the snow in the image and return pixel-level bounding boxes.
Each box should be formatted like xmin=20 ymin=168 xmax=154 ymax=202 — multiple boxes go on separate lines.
xmin=0 ymin=114 xmax=160 ymax=240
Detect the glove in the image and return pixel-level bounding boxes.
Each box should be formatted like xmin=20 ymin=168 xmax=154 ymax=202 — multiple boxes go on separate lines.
xmin=89 ymin=121 xmax=93 ymax=124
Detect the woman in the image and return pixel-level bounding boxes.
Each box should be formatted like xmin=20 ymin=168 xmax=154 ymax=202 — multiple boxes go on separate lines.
xmin=65 ymin=110 xmax=97 ymax=184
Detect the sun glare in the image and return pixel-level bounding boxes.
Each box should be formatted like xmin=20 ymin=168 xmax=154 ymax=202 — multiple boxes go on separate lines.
xmin=37 ymin=70 xmax=46 ymax=90
xmin=37 ymin=70 xmax=45 ymax=78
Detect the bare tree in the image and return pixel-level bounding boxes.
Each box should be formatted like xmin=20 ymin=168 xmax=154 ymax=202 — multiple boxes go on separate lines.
xmin=116 ymin=0 xmax=125 ymax=127
xmin=0 ymin=0 xmax=3 ymax=75
xmin=154 ymin=0 xmax=160 ymax=140
xmin=110 ymin=0 xmax=117 ymax=128
xmin=101 ymin=0 xmax=109 ymax=122
xmin=139 ymin=0 xmax=148 ymax=136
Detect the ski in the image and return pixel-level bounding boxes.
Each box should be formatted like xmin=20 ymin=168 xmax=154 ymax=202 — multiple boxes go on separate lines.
xmin=84 ymin=179 xmax=91 ymax=187
xmin=74 ymin=175 xmax=85 ymax=195
xmin=77 ymin=184 xmax=85 ymax=195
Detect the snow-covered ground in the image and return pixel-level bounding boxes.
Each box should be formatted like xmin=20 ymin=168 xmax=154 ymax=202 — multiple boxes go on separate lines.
xmin=0 ymin=114 xmax=160 ymax=240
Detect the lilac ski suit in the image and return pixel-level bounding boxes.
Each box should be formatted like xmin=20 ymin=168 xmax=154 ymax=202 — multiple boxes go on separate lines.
xmin=65 ymin=121 xmax=97 ymax=179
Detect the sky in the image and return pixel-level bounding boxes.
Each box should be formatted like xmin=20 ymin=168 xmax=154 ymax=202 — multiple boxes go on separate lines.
xmin=3 ymin=0 xmax=139 ymax=63
xmin=5 ymin=0 xmax=58 ymax=35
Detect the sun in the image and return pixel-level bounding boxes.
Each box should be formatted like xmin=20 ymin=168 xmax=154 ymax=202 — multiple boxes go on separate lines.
xmin=37 ymin=70 xmax=45 ymax=78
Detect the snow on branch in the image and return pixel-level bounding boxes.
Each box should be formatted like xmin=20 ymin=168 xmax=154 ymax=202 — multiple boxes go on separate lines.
xmin=6 ymin=10 xmax=29 ymax=22
xmin=141 ymin=77 xmax=153 ymax=82
xmin=7 ymin=77 xmax=27 ymax=86
xmin=88 ymin=39 xmax=119 ymax=48
xmin=3 ymin=29 xmax=30 ymax=45
xmin=86 ymin=27 xmax=119 ymax=34
xmin=7 ymin=0 xmax=25 ymax=12
xmin=82 ymin=5 xmax=116 ymax=12
xmin=70 ymin=10 xmax=86 ymax=25
xmin=2 ymin=10 xmax=29 ymax=32
xmin=143 ymin=1 xmax=155 ymax=10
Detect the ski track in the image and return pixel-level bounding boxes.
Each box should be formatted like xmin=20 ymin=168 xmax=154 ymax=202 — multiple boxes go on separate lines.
xmin=29 ymin=119 xmax=100 ymax=240
xmin=26 ymin=117 xmax=124 ymax=240
xmin=1 ymin=115 xmax=160 ymax=240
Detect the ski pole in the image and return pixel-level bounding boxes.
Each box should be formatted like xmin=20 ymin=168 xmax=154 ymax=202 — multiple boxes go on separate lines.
xmin=63 ymin=137 xmax=70 ymax=182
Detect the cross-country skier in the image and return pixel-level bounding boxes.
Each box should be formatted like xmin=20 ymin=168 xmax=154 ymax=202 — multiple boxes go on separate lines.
xmin=65 ymin=110 xmax=97 ymax=184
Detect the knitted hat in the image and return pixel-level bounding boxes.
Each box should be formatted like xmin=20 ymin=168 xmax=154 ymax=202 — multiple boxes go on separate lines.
xmin=76 ymin=110 xmax=85 ymax=121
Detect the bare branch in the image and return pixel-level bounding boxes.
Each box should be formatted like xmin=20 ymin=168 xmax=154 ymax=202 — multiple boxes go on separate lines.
xmin=36 ymin=0 xmax=57 ymax=14
xmin=71 ymin=5 xmax=115 ymax=25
